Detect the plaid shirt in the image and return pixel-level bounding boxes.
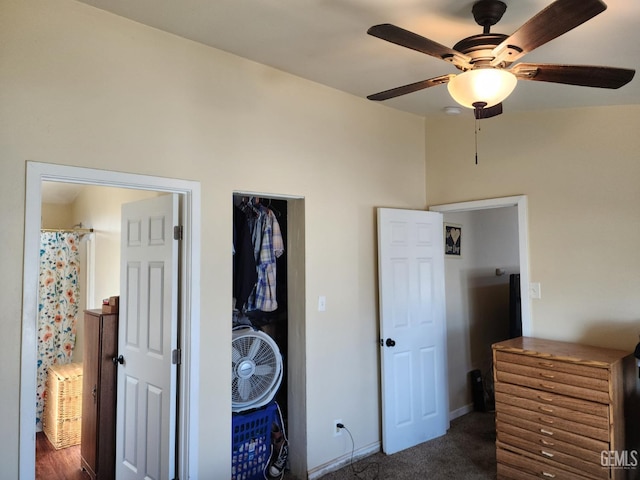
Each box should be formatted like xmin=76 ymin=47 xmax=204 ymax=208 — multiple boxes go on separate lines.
xmin=248 ymin=207 xmax=284 ymax=312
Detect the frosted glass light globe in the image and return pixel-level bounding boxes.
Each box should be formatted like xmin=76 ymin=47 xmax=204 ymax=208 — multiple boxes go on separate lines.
xmin=447 ymin=68 xmax=517 ymax=108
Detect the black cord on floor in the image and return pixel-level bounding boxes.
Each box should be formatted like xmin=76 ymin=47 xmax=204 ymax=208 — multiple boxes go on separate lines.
xmin=341 ymin=426 xmax=379 ymax=480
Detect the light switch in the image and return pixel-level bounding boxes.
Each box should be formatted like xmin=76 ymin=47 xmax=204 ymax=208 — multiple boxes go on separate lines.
xmin=318 ymin=295 xmax=326 ymax=312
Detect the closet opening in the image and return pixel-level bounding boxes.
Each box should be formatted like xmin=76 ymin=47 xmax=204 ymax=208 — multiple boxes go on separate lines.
xmin=231 ymin=193 xmax=306 ymax=479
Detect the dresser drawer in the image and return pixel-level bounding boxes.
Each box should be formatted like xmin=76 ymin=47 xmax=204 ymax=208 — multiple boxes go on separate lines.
xmin=498 ymin=461 xmax=554 ymax=480
xmin=495 ymin=382 xmax=609 ymax=418
xmin=498 ymin=458 xmax=607 ymax=480
xmin=495 ymin=358 xmax=609 ymax=392
xmin=496 ymin=412 xmax=609 ymax=453
xmin=496 ymin=402 xmax=610 ymax=442
xmin=495 ymin=351 xmax=609 ymax=380
xmin=497 ymin=432 xmax=609 ymax=479
xmin=497 ymin=419 xmax=605 ymax=465
xmin=495 ymin=370 xmax=611 ymax=404
xmin=497 ymin=446 xmax=604 ymax=480
xmin=495 ymin=390 xmax=609 ymax=430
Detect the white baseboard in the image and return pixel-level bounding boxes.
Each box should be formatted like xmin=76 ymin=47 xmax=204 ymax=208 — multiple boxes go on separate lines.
xmin=307 ymin=441 xmax=380 ymax=480
xmin=449 ymin=403 xmax=473 ymax=421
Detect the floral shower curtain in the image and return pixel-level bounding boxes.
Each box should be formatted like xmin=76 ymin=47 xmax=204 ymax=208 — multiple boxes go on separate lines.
xmin=36 ymin=231 xmax=80 ymax=428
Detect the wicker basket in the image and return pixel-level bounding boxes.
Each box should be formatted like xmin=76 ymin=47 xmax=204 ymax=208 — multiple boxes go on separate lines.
xmin=43 ymin=362 xmax=83 ymax=449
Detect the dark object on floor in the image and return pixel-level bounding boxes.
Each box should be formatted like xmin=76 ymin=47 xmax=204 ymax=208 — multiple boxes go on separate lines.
xmin=470 ymin=369 xmax=487 ymax=412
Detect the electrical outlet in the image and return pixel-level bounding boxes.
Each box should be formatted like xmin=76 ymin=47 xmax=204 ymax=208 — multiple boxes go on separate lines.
xmin=333 ymin=419 xmax=343 ymax=437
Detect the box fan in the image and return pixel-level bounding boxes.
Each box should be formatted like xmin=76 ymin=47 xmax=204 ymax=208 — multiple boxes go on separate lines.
xmin=232 ymin=327 xmax=283 ymax=413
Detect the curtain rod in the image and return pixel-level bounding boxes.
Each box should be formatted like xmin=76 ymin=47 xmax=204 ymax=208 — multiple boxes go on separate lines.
xmin=41 ymin=227 xmax=94 ymax=234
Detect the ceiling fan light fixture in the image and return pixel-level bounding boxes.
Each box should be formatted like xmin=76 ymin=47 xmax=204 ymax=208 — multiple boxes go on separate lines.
xmin=447 ymin=68 xmax=517 ymax=109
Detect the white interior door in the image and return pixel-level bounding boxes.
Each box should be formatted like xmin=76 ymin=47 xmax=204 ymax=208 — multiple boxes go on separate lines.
xmin=117 ymin=194 xmax=179 ymax=480
xmin=377 ymin=208 xmax=448 ymax=455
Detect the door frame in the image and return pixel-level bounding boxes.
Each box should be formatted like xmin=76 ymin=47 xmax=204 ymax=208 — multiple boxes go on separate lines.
xmin=429 ymin=195 xmax=532 ymax=336
xmin=20 ymin=161 xmax=201 ymax=479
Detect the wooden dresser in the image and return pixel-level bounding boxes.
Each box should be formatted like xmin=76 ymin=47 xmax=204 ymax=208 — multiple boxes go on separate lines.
xmin=493 ymin=336 xmax=636 ymax=480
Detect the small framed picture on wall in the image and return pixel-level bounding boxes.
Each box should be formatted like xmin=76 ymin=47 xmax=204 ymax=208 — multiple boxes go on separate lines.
xmin=444 ymin=223 xmax=462 ymax=257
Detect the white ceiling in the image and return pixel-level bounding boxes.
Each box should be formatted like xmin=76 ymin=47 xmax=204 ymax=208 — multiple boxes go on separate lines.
xmin=75 ymin=0 xmax=639 ymax=117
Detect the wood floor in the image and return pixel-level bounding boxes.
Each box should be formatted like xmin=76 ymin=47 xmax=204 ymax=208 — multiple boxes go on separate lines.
xmin=36 ymin=432 xmax=88 ymax=480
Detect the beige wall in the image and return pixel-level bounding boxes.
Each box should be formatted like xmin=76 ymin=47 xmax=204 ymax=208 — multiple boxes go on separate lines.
xmin=41 ymin=203 xmax=74 ymax=230
xmin=426 ymin=106 xmax=640 ymax=352
xmin=0 ymin=0 xmax=426 ymax=478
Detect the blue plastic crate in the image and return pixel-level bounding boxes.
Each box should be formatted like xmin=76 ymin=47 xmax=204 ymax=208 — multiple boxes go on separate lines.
xmin=232 ymin=402 xmax=279 ymax=480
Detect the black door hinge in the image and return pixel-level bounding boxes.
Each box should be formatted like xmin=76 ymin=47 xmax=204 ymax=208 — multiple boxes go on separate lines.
xmin=172 ymin=348 xmax=181 ymax=365
xmin=173 ymin=225 xmax=183 ymax=240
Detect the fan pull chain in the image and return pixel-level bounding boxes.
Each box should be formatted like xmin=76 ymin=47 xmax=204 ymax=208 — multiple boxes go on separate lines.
xmin=472 ymin=101 xmax=487 ymax=165
xmin=474 ymin=116 xmax=481 ymax=165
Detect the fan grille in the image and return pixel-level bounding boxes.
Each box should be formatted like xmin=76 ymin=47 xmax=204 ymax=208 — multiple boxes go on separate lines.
xmin=232 ymin=329 xmax=282 ymax=412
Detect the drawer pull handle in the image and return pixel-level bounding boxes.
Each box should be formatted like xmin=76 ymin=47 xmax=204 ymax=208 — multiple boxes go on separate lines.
xmin=540 ymin=439 xmax=555 ymax=446
xmin=539 ymin=417 xmax=554 ymax=424
xmin=541 ymin=450 xmax=554 ymax=458
xmin=540 ymin=383 xmax=555 ymax=389
xmin=540 ymin=429 xmax=554 ymax=436
xmin=538 ymin=395 xmax=554 ymax=402
xmin=541 ymin=472 xmax=556 ymax=478
xmin=540 ymin=373 xmax=555 ymax=379
xmin=539 ymin=362 xmax=554 ymax=368
xmin=539 ymin=406 xmax=554 ymax=413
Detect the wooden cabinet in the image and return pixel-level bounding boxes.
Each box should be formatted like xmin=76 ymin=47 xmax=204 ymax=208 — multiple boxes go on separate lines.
xmin=81 ymin=309 xmax=118 ymax=480
xmin=493 ymin=337 xmax=636 ymax=480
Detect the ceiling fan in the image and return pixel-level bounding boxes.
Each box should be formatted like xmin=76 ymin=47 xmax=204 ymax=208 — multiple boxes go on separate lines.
xmin=366 ymin=0 xmax=635 ymax=119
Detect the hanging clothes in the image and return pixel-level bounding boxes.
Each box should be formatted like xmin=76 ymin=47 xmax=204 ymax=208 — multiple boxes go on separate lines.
xmin=234 ymin=198 xmax=285 ymax=314
xmin=251 ymin=206 xmax=284 ymax=312
xmin=233 ymin=205 xmax=257 ymax=310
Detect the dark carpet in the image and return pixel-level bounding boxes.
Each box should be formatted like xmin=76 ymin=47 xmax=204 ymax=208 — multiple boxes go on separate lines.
xmin=285 ymin=411 xmax=496 ymax=480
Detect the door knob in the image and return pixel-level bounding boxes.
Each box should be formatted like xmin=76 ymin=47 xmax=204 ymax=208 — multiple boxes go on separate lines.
xmin=385 ymin=338 xmax=396 ymax=347
xmin=112 ymin=355 xmax=124 ymax=365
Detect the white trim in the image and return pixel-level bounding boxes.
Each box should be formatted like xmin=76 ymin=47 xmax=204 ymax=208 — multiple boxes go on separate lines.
xmin=449 ymin=403 xmax=474 ymax=421
xmin=429 ymin=195 xmax=532 ymax=337
xmin=20 ymin=161 xmax=200 ymax=480
xmin=307 ymin=441 xmax=381 ymax=480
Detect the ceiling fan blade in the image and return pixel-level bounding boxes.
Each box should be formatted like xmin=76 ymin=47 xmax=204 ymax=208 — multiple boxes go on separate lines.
xmin=511 ymin=63 xmax=636 ymax=88
xmin=474 ymin=103 xmax=503 ymax=119
xmin=368 ymin=24 xmax=471 ymax=69
xmin=367 ymin=74 xmax=455 ymax=101
xmin=491 ymin=0 xmax=606 ymax=66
